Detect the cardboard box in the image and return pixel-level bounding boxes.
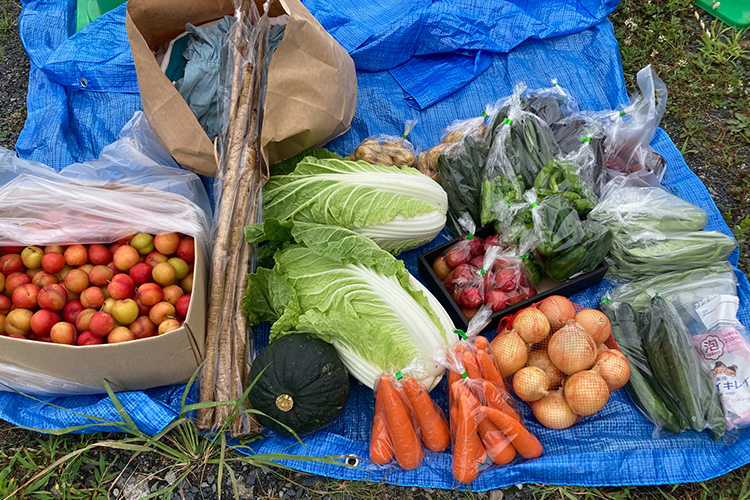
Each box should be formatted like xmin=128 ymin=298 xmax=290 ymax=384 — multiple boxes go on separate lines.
xmin=0 ymin=240 xmax=207 ymax=394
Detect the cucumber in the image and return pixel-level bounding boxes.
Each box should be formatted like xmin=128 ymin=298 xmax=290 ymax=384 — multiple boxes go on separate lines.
xmin=603 ymin=301 xmax=683 ymax=433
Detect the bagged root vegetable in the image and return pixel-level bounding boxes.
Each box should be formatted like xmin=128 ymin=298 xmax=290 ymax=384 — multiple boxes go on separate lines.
xmin=490 ymin=297 xmax=631 ymax=430
xmin=351 ymin=120 xmax=418 ymax=167
xmin=441 ymin=337 xmax=542 ymax=484
xmin=603 ymin=262 xmax=750 ymax=434
xmin=369 ymin=371 xmax=450 ymax=470
xmin=437 ymin=108 xmax=497 ymax=234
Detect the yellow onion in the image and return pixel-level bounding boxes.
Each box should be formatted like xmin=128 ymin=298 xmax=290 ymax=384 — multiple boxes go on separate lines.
xmin=527 ymin=349 xmax=564 ymax=389
xmin=513 ymin=366 xmax=549 ymax=402
xmin=596 ymin=343 xmax=610 ymax=356
xmin=564 ymin=368 xmax=610 ymax=416
xmin=513 ymin=307 xmax=551 ymax=344
xmin=490 ymin=328 xmax=528 ymax=377
xmin=595 ymin=350 xmax=631 ymax=391
xmin=531 ymin=388 xmax=578 ymax=430
xmin=574 ymin=309 xmax=612 ymax=344
xmin=538 ymin=296 xmax=576 ymax=329
xmin=547 ymin=321 xmax=596 ymax=375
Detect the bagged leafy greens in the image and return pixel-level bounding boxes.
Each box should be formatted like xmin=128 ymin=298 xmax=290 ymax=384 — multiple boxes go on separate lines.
xmin=436 ymin=110 xmax=496 ymax=234
xmin=525 ymin=80 xmax=579 ymax=125
xmin=243 ymin=219 xmax=460 ymax=391
xmin=262 ymin=154 xmax=448 ymax=254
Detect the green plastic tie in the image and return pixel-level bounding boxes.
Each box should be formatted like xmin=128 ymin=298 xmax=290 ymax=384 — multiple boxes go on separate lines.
xmin=530 ymin=202 xmax=538 ymax=209
xmin=454 ymin=329 xmax=467 ymax=340
xmin=503 ymin=118 xmax=513 ymax=125
xmin=461 ymin=371 xmax=468 ymax=379
xmin=395 ymin=370 xmax=403 ymax=380
xmin=480 ymin=268 xmax=486 ymax=277
xmin=619 ymin=110 xmax=626 ymax=117
xmin=521 ymin=253 xmax=530 ymax=259
xmin=482 ymin=110 xmax=489 ymax=118
xmin=552 ymin=80 xmax=558 ymax=87
xmin=580 ymin=137 xmax=592 ymax=143
xmin=507 ymin=201 xmax=512 ymax=208
xmin=655 ymin=291 xmax=660 ymax=297
xmin=466 ymin=233 xmax=474 ymax=241
xmin=402 ymin=133 xmax=408 ymax=139
xmin=600 ymin=297 xmax=612 ymax=303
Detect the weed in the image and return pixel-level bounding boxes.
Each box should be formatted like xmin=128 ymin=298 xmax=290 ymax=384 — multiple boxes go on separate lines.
xmin=727 ymin=113 xmax=750 ymax=143
xmin=0 ymin=11 xmax=15 ymax=32
xmin=696 ymin=19 xmax=749 ymax=70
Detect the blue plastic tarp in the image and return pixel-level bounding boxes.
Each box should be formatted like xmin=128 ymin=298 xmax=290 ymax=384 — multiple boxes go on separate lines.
xmin=4 ymin=0 xmax=750 ymax=490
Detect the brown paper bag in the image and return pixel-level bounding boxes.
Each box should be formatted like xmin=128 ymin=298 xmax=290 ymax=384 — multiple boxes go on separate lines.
xmin=126 ymin=0 xmax=357 ymax=177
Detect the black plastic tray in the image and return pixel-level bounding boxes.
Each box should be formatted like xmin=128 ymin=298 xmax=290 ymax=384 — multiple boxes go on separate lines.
xmin=417 ymin=226 xmax=608 ymax=332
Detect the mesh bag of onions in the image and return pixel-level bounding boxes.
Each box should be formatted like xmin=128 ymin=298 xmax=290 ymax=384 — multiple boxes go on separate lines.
xmin=489 ymin=295 xmax=632 ymax=430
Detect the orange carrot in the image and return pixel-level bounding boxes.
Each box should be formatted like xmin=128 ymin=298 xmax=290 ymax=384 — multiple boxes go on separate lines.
xmin=378 ymin=376 xmax=423 ymax=469
xmin=462 ymin=351 xmax=483 ymax=379
xmin=476 ymin=349 xmax=507 ymax=391
xmin=461 ymin=384 xmax=488 ymax=464
xmin=369 ymin=393 xmax=393 ymax=464
xmin=401 ymin=376 xmax=450 ymax=452
xmin=453 ymin=393 xmax=481 ymax=483
xmin=483 ymin=380 xmax=521 ymax=422
xmin=462 ymin=384 xmax=514 ymax=465
xmin=481 ymin=406 xmax=543 ymax=460
xmin=473 ymin=335 xmax=490 ymax=352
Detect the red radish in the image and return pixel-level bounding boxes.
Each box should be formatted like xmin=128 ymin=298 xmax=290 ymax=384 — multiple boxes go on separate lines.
xmin=469 ymin=256 xmax=484 ymax=269
xmin=444 ymin=246 xmax=469 ymax=268
xmin=467 ymin=237 xmax=484 ymax=256
xmin=460 ymin=287 xmax=482 ymax=309
xmin=485 ymin=289 xmax=508 ymax=312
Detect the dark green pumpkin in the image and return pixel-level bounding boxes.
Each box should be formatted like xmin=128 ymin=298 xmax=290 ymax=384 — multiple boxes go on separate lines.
xmin=248 ymin=334 xmax=350 ymax=437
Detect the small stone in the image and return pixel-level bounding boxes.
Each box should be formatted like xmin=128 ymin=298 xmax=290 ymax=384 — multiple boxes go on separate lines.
xmin=112 ymin=488 xmax=120 ymax=497
xmin=489 ymin=490 xmax=504 ymax=500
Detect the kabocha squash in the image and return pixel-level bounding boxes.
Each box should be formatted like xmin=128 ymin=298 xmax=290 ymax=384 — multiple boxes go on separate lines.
xmin=248 ymin=334 xmax=350 ymax=436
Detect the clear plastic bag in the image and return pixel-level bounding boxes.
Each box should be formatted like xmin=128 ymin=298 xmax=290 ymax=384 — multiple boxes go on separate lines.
xmin=603 ymin=65 xmax=668 ymax=184
xmin=525 ymin=80 xmax=579 ymax=125
xmin=588 ymin=186 xmax=708 ymax=233
xmin=437 ymin=109 xmax=498 ymax=234
xmin=532 ymin=149 xmax=598 ymax=217
xmin=603 ymin=261 xmax=750 ymax=431
xmin=607 ymin=229 xmax=737 ymax=280
xmin=369 ymin=370 xmax=450 ymax=470
xmin=198 ymin=0 xmax=269 ymax=436
xmin=351 ymin=120 xmax=418 ymax=167
xmin=484 ymin=84 xmax=559 ymax=191
xmin=440 ymin=337 xmax=540 ymax=484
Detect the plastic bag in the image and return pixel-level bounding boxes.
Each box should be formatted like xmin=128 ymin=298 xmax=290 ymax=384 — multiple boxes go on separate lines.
xmin=440 ymin=334 xmax=541 ymax=484
xmin=0 ymin=114 xmax=211 ymax=396
xmin=603 ymin=261 xmax=750 ymax=431
xmin=603 ymin=65 xmax=668 ymax=183
xmin=641 ymin=296 xmax=726 ymax=439
xmin=369 ymin=370 xmax=450 ymax=470
xmin=525 ymin=80 xmax=579 ymax=125
xmin=532 ymin=150 xmax=598 ymax=217
xmin=607 ymin=229 xmax=737 ymax=280
xmin=351 ymin=120 xmax=418 ymax=167
xmin=588 ymin=186 xmax=708 ymax=233
xmin=484 ymin=84 xmax=559 ymax=191
xmin=492 ymin=298 xmax=630 ymax=431
xmin=437 ymin=109 xmax=496 ymax=234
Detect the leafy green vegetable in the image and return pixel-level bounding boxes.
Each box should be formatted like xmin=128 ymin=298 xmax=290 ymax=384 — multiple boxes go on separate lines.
xmin=243 ymin=219 xmax=459 ymax=391
xmin=608 ymin=230 xmax=737 ymax=279
xmin=531 ymin=195 xmax=583 ymax=257
xmin=437 ymin=130 xmax=490 ymax=234
xmin=263 ymin=156 xmax=448 ymax=254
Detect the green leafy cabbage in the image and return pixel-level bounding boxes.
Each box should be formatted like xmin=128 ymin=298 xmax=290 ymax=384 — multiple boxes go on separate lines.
xmin=263 ymin=156 xmax=448 ymax=254
xmin=243 ymin=219 xmax=459 ymax=390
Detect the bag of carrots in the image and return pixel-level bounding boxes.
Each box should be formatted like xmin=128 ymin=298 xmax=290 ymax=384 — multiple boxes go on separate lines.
xmin=369 ymin=370 xmax=450 ymax=470
xmin=443 ymin=307 xmax=543 ymax=483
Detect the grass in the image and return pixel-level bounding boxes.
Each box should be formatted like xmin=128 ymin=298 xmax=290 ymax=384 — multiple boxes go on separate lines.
xmin=1 ymin=0 xmax=750 ymax=499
